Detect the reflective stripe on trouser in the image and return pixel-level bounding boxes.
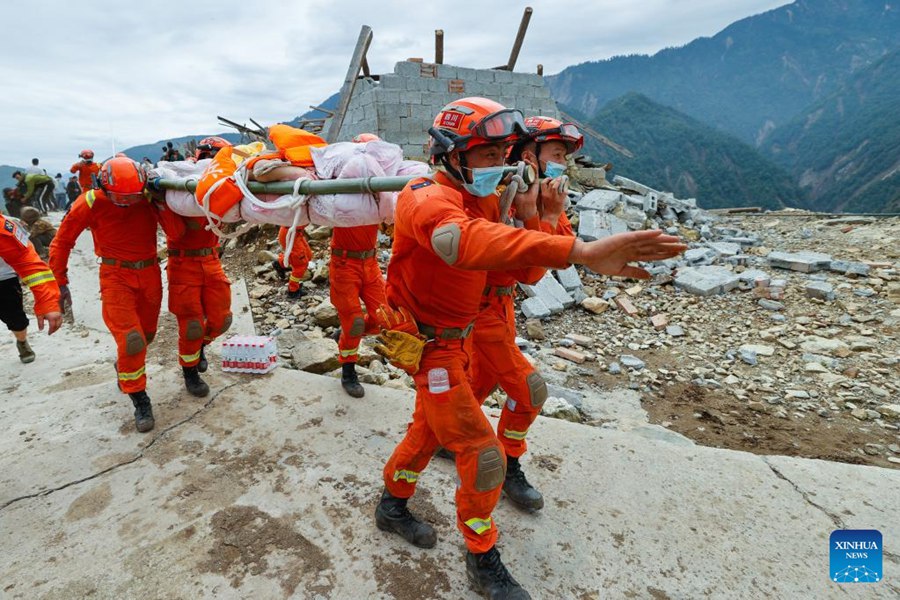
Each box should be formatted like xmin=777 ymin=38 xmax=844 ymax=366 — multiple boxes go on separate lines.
xmin=383 ymin=342 xmax=505 ymax=554
xmin=99 ymin=264 xmax=162 ymax=394
xmin=329 ymin=255 xmax=386 ymax=364
xmin=278 ymin=227 xmax=311 ymax=293
xmin=468 ymin=294 xmax=543 ymax=458
xmin=167 ymin=256 xmax=233 ymax=367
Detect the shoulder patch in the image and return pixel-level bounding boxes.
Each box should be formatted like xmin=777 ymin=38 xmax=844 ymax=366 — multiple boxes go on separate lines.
xmin=4 ymin=219 xmax=28 ymax=246
xmin=3 ymin=219 xmax=13 ymax=234
xmin=410 ymin=179 xmax=434 ymax=191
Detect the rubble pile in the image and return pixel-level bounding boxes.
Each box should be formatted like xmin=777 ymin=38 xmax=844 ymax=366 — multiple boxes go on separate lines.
xmin=222 ymin=172 xmax=900 ymax=468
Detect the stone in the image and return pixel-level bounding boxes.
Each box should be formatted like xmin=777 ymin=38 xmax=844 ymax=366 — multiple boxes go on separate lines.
xmin=829 ymin=260 xmax=871 ymax=277
xmin=738 ymin=348 xmax=758 ymax=366
xmin=758 ymin=299 xmax=784 ymax=311
xmin=767 ymin=251 xmax=832 ymax=273
xmin=520 ymin=273 xmax=573 ymax=311
xmin=249 ymin=285 xmax=274 ymax=300
xmin=805 ymin=281 xmax=835 ymax=301
xmin=545 ymin=384 xmax=584 ymax=410
xmin=799 ymin=336 xmax=851 ymax=357
xmin=522 ymin=297 xmax=552 ymax=320
xmin=581 ymin=297 xmax=610 ymax=315
xmin=312 ymin=300 xmax=340 ymax=328
xmin=541 ymin=397 xmax=580 ymax=423
xmin=614 ymin=296 xmax=639 ymax=316
xmin=577 ymin=210 xmax=629 ymax=242
xmin=684 ymin=248 xmax=717 ymax=265
xmin=624 ymin=285 xmax=643 ymax=297
xmin=674 ymin=266 xmax=741 ymax=297
xmin=291 ymin=337 xmax=340 ymax=374
xmin=608 ymin=362 xmax=622 ymax=374
xmin=312 ymin=262 xmax=330 ymax=283
xmin=307 ymin=226 xmax=333 ymax=241
xmin=650 ymin=314 xmax=668 ymax=330
xmin=555 ymin=266 xmax=583 ymax=291
xmin=739 ymin=344 xmax=775 ymax=357
xmin=665 ymin=325 xmax=685 ymax=337
xmin=876 ymin=404 xmax=900 ymax=419
xmin=258 ymin=250 xmax=279 ymax=265
xmin=619 ymin=355 xmax=646 ymax=371
xmin=708 ymin=242 xmax=741 ymax=257
xmin=850 ymin=408 xmax=869 ymax=421
xmin=565 ymin=333 xmax=594 ymax=348
xmin=555 ymin=347 xmax=586 ymax=364
xmin=574 ymin=189 xmax=621 ymax=213
xmin=525 ymin=319 xmax=546 ymax=340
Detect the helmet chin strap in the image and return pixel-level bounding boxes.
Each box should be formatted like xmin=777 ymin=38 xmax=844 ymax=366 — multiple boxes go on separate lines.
xmin=440 ymin=151 xmax=470 ymax=184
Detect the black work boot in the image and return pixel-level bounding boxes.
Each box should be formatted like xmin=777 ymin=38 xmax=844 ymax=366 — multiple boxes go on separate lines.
xmin=129 ymin=391 xmax=155 ymax=433
xmin=503 ymin=456 xmax=544 ymax=512
xmin=16 ymin=340 xmax=35 ymax=364
xmin=182 ymin=365 xmax=210 ymax=397
xmin=341 ymin=362 xmax=365 ymax=398
xmin=375 ymin=488 xmax=437 ymax=548
xmin=271 ymin=259 xmax=288 ymax=280
xmin=466 ymin=546 xmax=531 ymax=600
xmin=197 ymin=344 xmax=208 ymax=373
xmin=286 ymin=285 xmax=305 ymax=299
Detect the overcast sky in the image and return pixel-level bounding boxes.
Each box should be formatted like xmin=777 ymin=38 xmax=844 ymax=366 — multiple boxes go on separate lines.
xmin=1 ymin=0 xmax=787 ymax=173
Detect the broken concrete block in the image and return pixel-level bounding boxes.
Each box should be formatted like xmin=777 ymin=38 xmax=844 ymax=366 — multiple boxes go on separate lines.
xmin=619 ymin=355 xmax=645 ymax=370
xmin=521 ymin=297 xmax=551 ymax=319
xmin=581 ymin=297 xmax=609 ymax=314
xmin=565 ymin=333 xmax=593 ymax=347
xmin=708 ymin=242 xmax=741 ymax=257
xmin=828 ymin=260 xmax=871 ymax=277
xmin=650 ymin=314 xmax=668 ymax=330
xmin=555 ymin=347 xmax=586 ymax=364
xmin=674 ymin=266 xmax=741 ymax=297
xmin=666 ymin=325 xmax=685 ymax=337
xmin=643 ymin=194 xmax=658 ymax=215
xmin=738 ymin=269 xmax=770 ymax=285
xmin=767 ymin=251 xmax=832 ymax=273
xmin=612 ymin=175 xmax=660 ymax=197
xmin=536 ymin=272 xmax=574 ymax=308
xmin=555 ymin=266 xmax=583 ymax=291
xmin=624 ymin=285 xmax=643 ymax=297
xmin=545 ymin=384 xmax=584 ymax=409
xmin=758 ymin=299 xmax=784 ymax=311
xmin=805 ymin=281 xmax=835 ymax=301
xmin=577 ymin=210 xmax=629 ymax=242
xmin=575 ymin=189 xmax=621 ymax=212
xmin=684 ymin=248 xmax=717 ymax=265
xmin=614 ymin=296 xmax=639 ymax=316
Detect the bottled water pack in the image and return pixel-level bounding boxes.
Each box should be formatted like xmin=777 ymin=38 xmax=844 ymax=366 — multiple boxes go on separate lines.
xmin=221 ymin=335 xmax=278 ymax=374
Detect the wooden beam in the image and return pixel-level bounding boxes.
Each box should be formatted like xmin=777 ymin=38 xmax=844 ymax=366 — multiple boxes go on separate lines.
xmin=506 ymin=6 xmax=533 ymax=71
xmin=309 ymin=105 xmax=335 ymax=117
xmin=435 ymin=29 xmax=444 ymax=65
xmin=537 ymin=63 xmax=543 ymax=76
xmin=326 ymin=25 xmax=373 ymax=143
xmin=362 ymin=56 xmax=371 ymax=77
xmin=559 ymin=110 xmax=635 ymax=159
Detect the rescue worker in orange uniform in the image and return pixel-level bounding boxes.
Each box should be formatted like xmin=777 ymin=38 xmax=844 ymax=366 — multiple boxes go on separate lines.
xmin=156 ymin=205 xmax=232 ymax=398
xmin=70 ymin=150 xmax=101 ymax=194
xmin=272 ymin=225 xmax=312 ymax=298
xmin=466 ymin=117 xmax=582 ymax=513
xmin=328 ymin=132 xmax=389 ymax=398
xmin=373 ymin=97 xmax=686 ymax=600
xmin=50 ymin=157 xmax=163 ymax=433
xmin=1 ymin=213 xmax=62 ymax=363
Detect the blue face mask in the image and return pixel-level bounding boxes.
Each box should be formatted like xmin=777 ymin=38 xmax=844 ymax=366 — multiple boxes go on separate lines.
xmin=543 ymin=161 xmax=566 ymax=179
xmin=462 ymin=166 xmax=506 ymax=197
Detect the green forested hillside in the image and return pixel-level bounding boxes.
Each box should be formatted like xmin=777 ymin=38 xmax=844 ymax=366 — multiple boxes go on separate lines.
xmin=762 ymin=50 xmax=900 ymax=213
xmin=549 ymin=0 xmax=900 ymax=145
xmin=581 ymin=94 xmax=805 ymax=210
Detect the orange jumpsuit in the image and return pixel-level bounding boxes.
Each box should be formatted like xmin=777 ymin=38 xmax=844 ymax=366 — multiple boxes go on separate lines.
xmin=382 ymin=172 xmax=574 ymax=553
xmin=329 ymin=225 xmax=386 ymax=364
xmin=0 ymin=214 xmax=60 ymax=316
xmin=277 ymin=226 xmax=312 ymax=293
xmin=468 ymin=213 xmax=573 ymax=459
xmin=158 ymin=210 xmax=232 ymax=367
xmin=69 ymin=162 xmax=101 ymax=194
xmin=49 ymin=190 xmax=161 ymax=393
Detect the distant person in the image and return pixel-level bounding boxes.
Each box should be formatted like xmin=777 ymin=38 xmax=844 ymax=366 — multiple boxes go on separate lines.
xmin=65 ymin=176 xmax=81 ymax=210
xmin=159 ymin=146 xmax=169 ymax=162
xmin=13 ymin=170 xmax=55 ymax=215
xmin=3 ymin=187 xmax=23 ymax=218
xmin=53 ymin=174 xmax=67 ymax=210
xmin=142 ymin=157 xmax=154 ymax=170
xmin=18 ymin=207 xmax=56 ymax=258
xmin=164 ymin=141 xmax=185 ymax=162
xmin=70 ymin=149 xmax=101 ymax=195
xmin=0 ymin=212 xmax=62 ymax=363
xmin=25 ymin=158 xmax=46 ymax=176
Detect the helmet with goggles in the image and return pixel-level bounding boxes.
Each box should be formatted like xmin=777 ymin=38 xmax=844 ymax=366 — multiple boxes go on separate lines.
xmin=97 ymin=156 xmax=147 ymax=206
xmin=195 ymin=136 xmax=231 ymax=160
xmin=79 ymin=149 xmax=95 ymax=160
xmin=523 ymin=116 xmax=583 ymax=154
xmin=428 ymin=97 xmax=527 ymax=161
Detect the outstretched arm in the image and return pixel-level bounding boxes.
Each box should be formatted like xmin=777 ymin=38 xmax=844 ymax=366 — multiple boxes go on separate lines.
xmin=568 ymin=230 xmax=686 ymax=279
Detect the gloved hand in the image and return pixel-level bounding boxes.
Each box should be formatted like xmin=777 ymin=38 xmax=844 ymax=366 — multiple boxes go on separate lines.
xmin=374 ymin=330 xmax=426 ymax=375
xmin=58 ymin=284 xmax=72 ymax=313
xmin=375 ymin=305 xmax=420 ymax=336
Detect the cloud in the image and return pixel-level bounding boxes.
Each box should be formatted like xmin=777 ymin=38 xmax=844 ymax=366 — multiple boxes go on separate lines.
xmin=0 ymin=0 xmax=787 ymax=172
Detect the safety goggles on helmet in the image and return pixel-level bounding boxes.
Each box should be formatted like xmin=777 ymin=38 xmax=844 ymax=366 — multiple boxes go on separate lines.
xmin=531 ymin=123 xmax=583 ymax=150
xmin=107 ymin=191 xmax=145 ymax=207
xmin=472 ymin=109 xmax=528 ymax=141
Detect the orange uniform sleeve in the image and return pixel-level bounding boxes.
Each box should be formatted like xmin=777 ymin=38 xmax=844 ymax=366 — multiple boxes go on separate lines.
xmin=504 ymin=214 xmax=553 ymax=285
xmin=48 ymin=194 xmax=93 ymax=286
xmin=69 ymin=163 xmax=80 ymax=174
xmin=399 ymin=181 xmax=574 ymax=272
xmin=556 ymin=212 xmax=574 ymax=237
xmin=1 ymin=216 xmax=60 ymax=315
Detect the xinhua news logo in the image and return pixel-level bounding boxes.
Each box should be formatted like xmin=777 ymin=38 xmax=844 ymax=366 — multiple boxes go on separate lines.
xmin=830 ymin=529 xmax=882 ymax=584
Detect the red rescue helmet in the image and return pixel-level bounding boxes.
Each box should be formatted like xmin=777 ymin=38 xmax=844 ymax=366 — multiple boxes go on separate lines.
xmin=79 ymin=149 xmax=94 ymax=160
xmin=352 ymin=133 xmax=381 ymax=143
xmin=97 ymin=156 xmax=148 ymax=206
xmin=428 ymin=97 xmax=527 ymax=162
xmin=524 ymin=116 xmax=584 ymax=154
xmin=195 ymin=136 xmax=231 ymax=160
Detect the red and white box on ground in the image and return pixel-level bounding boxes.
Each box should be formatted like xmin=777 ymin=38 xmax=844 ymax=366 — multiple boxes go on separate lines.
xmin=221 ymin=335 xmax=278 ymax=374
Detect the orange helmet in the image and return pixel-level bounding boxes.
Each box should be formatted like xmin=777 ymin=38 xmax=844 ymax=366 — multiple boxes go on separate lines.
xmin=79 ymin=149 xmax=94 ymax=160
xmin=428 ymin=97 xmax=527 ymax=161
xmin=195 ymin=136 xmax=231 ymax=160
xmin=352 ymin=133 xmax=381 ymax=143
xmin=97 ymin=156 xmax=147 ymax=206
xmin=524 ymin=116 xmax=584 ymax=154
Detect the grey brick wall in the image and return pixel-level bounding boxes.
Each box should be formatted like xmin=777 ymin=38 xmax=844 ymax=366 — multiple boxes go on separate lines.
xmin=328 ymin=61 xmax=561 ymax=160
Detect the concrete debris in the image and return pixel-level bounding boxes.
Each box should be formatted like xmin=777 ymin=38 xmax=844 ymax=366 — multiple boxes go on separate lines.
xmin=767 ymin=251 xmax=833 ymax=273
xmin=674 ymin=266 xmax=741 ymax=297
